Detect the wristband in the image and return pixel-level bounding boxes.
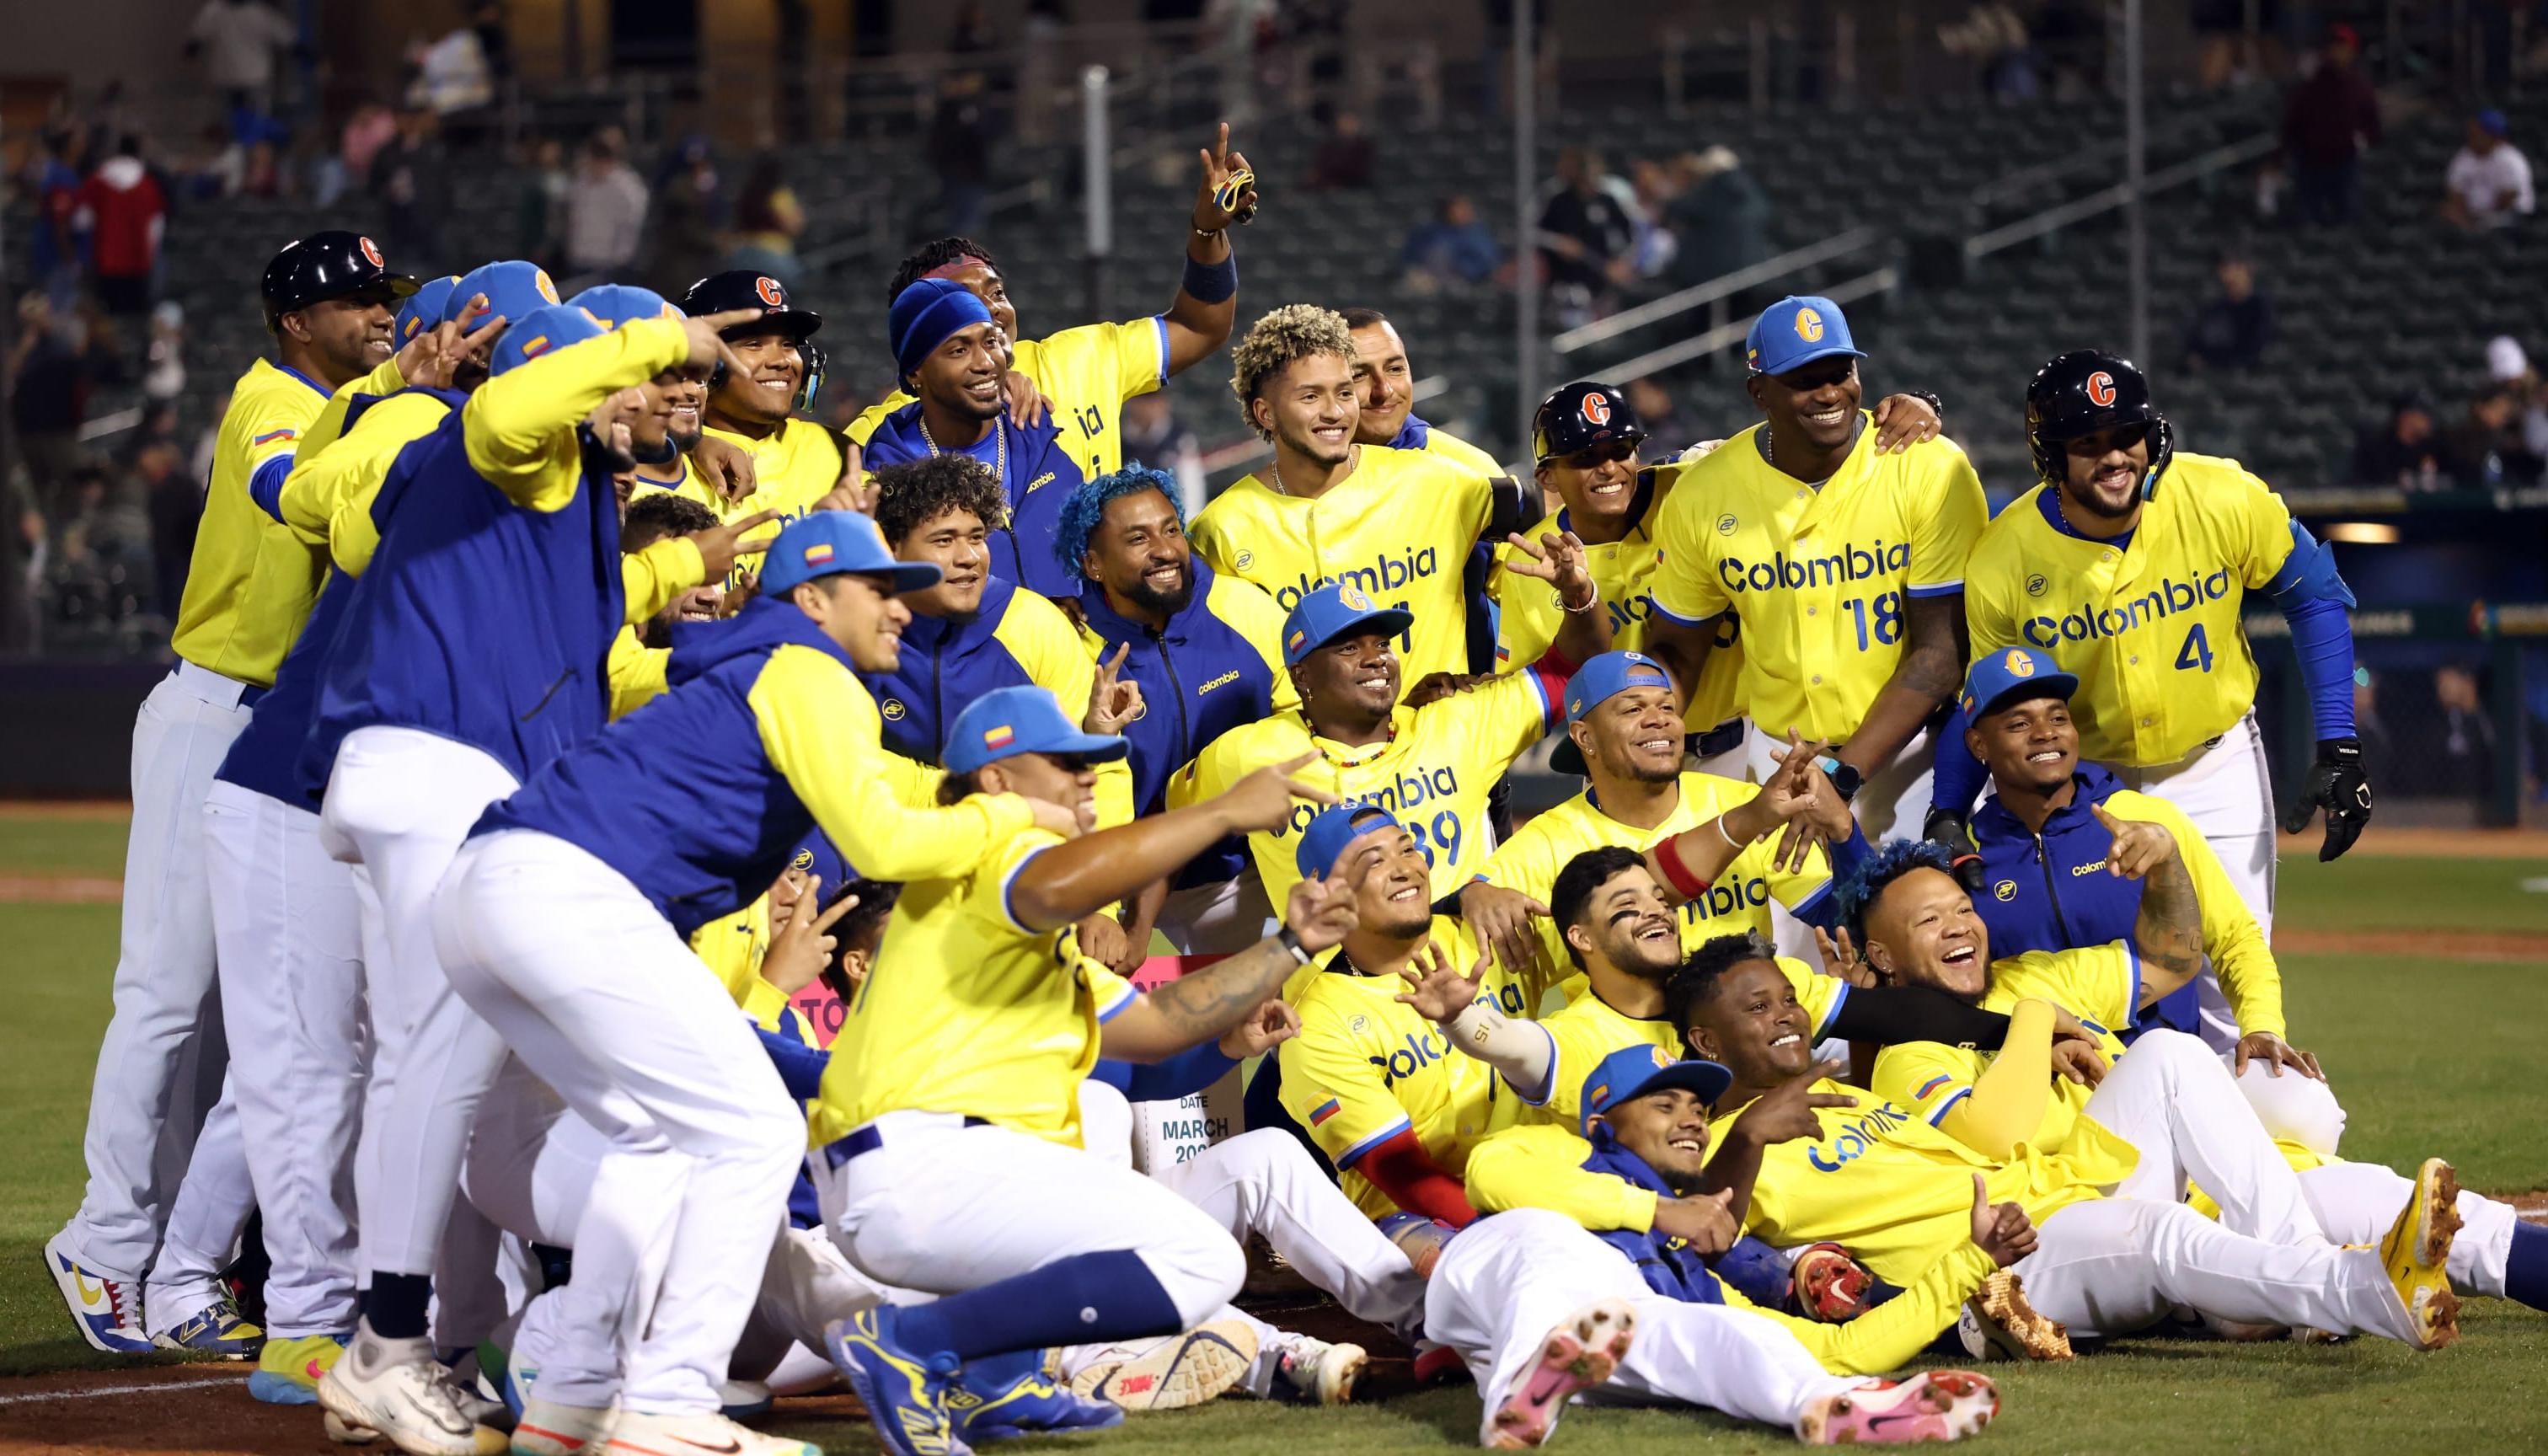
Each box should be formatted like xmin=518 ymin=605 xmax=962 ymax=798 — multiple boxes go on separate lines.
xmin=1277 ymin=925 xmax=1314 ymax=966
xmin=1653 ymin=835 xmax=1711 ymax=901
xmin=1180 ymin=252 xmax=1239 ymax=304
xmin=1716 ymin=814 xmax=1745 ymax=850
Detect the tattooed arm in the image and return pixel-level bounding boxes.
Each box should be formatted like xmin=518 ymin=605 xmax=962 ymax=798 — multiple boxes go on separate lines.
xmin=1097 ymin=869 xmax=1363 ymax=1062
xmin=1842 ymin=592 xmax=1967 ymax=779
xmin=2094 ymin=804 xmax=2208 ymax=999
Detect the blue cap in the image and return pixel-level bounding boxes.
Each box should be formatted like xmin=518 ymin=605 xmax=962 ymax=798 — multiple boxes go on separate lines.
xmin=1960 ymin=645 xmax=2079 ymax=720
xmin=888 ymin=277 xmax=997 ymax=379
xmin=490 ymin=303 xmax=605 ymax=377
xmin=1293 ymin=802 xmax=1405 ymax=881
xmin=571 ymin=283 xmax=683 ymax=328
xmin=2477 ymin=108 xmax=2510 ymax=138
xmin=450 ymin=260 xmax=560 ymax=329
xmin=1745 ymin=294 xmax=1867 ymax=377
xmin=944 ymin=685 xmax=1130 ymax=775
xmin=1579 ymin=1045 xmax=1734 ymax=1136
xmin=1280 ymin=581 xmax=1415 ymax=666
xmin=1550 ymin=650 xmax=1678 ymax=777
xmin=395 ymin=276 xmax=460 ymax=346
xmin=759 ymin=511 xmax=943 ymax=597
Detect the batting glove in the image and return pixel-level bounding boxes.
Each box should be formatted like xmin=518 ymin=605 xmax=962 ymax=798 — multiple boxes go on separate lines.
xmin=2279 ymin=736 xmax=2371 ymax=862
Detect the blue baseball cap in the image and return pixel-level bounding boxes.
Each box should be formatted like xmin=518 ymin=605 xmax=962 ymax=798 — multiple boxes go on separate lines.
xmin=489 ymin=303 xmax=605 ymax=377
xmin=1281 ymin=581 xmax=1414 ymax=667
xmin=1961 ymin=645 xmax=2079 ymax=720
xmin=944 ymin=685 xmax=1130 ymax=775
xmin=2477 ymin=108 xmax=2510 ymax=139
xmin=1579 ymin=1044 xmax=1734 ymax=1137
xmin=395 ymin=276 xmax=460 ymax=346
xmin=571 ymin=283 xmax=683 ymax=328
xmin=1550 ymin=650 xmax=1678 ymax=777
xmin=760 ymin=511 xmax=942 ymax=597
xmin=1293 ymin=802 xmax=1405 ymax=881
xmin=450 ymin=260 xmax=560 ymax=328
xmin=1745 ymin=295 xmax=1867 ymax=377
xmin=888 ymin=277 xmax=997 ymax=379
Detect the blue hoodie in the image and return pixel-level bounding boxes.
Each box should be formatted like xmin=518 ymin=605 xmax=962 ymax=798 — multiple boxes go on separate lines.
xmin=863 ymin=402 xmax=1088 ymax=599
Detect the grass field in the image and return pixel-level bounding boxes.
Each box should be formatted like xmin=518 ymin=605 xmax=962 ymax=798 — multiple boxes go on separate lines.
xmin=3 ymin=810 xmax=2544 ymax=1452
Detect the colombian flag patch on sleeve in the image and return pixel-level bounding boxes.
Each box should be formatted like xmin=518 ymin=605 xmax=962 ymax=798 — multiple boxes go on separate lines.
xmin=1309 ymin=1097 xmax=1341 ymax=1126
xmin=250 ymin=428 xmax=298 ymax=447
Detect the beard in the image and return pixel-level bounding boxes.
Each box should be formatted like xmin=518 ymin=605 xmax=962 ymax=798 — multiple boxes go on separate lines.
xmin=1118 ymin=562 xmax=1196 ymax=618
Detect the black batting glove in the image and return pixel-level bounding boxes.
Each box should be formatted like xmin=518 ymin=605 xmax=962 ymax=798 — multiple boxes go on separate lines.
xmin=2279 ymin=736 xmax=2370 ymax=861
xmin=1923 ymin=807 xmax=1988 ymax=892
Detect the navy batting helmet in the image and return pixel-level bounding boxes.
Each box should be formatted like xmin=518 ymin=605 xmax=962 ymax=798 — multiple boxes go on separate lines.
xmin=2025 ymin=350 xmax=2175 ymax=495
xmin=1534 ymin=381 xmax=1646 ymax=464
xmin=680 ymin=270 xmax=825 ymax=411
xmin=260 ymin=231 xmax=418 ymax=332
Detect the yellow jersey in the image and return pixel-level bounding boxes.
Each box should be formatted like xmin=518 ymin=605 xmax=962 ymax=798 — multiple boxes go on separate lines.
xmin=678 ymin=419 xmax=844 ymax=586
xmin=1169 ymin=660 xmax=1565 ymax=917
xmin=1188 ymin=444 xmax=1495 ymax=684
xmin=1474 ymin=773 xmax=1841 ymax=984
xmin=169 ymin=357 xmax=345 ymax=685
xmin=1648 ymin=420 xmax=1986 ymax=741
xmin=1492 ymin=462 xmax=1745 ymax=731
xmin=1278 ymin=915 xmax=1550 ymax=1218
xmin=1519 ymin=956 xmax=1839 ymax=1131
xmin=1411 ymin=422 xmax=1504 ymax=479
xmin=1964 ymin=454 xmax=2295 ymax=766
xmin=812 ymin=826 xmax=1138 ymax=1148
xmin=848 ymin=318 xmax=1168 ymax=482
xmin=2096 ymin=789 xmax=2282 ymax=1035
xmin=276 ymin=388 xmax=452 ymax=576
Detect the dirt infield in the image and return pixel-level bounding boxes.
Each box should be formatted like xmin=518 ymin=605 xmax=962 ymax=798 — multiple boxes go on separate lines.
xmin=2273 ymin=929 xmax=2548 ymax=962
xmin=0 ymin=875 xmax=120 ymax=905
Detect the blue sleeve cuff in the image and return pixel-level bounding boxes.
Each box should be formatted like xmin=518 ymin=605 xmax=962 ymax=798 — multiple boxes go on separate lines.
xmin=247 ymin=452 xmax=295 ymax=524
xmin=1905 ymin=579 xmax=1965 ymax=599
xmin=1816 ymin=980 xmax=1851 ymax=1040
xmin=1150 ymin=315 xmax=1170 ymax=387
xmin=1105 ymin=1040 xmax=1241 ymax=1101
xmin=1929 ymin=703 xmax=1986 ymax=817
xmin=753 ymin=1025 xmax=829 ymax=1100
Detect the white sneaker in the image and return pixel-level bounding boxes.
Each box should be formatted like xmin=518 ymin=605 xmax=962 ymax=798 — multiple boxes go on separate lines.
xmin=602 ymin=1410 xmax=819 ymax=1456
xmin=1068 ymin=1320 xmax=1258 ymax=1411
xmin=513 ymin=1395 xmax=616 ymax=1456
xmin=1273 ymin=1336 xmax=1367 ymax=1405
xmin=318 ymin=1325 xmax=509 ymax=1456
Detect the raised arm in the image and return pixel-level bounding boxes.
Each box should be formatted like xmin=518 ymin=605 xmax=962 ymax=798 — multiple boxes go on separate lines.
xmin=1159 ymin=124 xmax=1254 ymax=377
xmin=1098 ymin=870 xmax=1357 ymax=1063
xmin=1008 ymin=754 xmax=1335 ymax=932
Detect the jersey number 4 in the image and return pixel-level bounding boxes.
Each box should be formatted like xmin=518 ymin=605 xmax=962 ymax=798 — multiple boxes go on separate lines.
xmin=2175 ymin=622 xmax=2214 ymax=673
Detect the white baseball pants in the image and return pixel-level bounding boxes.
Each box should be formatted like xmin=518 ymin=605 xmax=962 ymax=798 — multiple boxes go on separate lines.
xmin=2295 ymin=1162 xmax=2522 ymax=1300
xmin=2117 ymin=711 xmax=2277 ymax=1050
xmin=2232 ymin=1058 xmax=2347 ymax=1156
xmin=1154 ymin=870 xmax=1277 ymax=956
xmin=62 ymin=662 xmax=256 ymax=1289
xmin=1428 ymin=1208 xmax=1860 ymax=1445
xmin=322 ymin=725 xmax=518 ymax=1280
xmin=202 ymin=781 xmax=367 ymax=1339
xmin=436 ymin=829 xmax=802 ymax=1416
xmin=1156 ymin=1129 xmax=1426 ymax=1334
xmin=2015 ymin=1196 xmax=2413 ymax=1341
xmin=2085 ymin=1028 xmax=2327 ymax=1245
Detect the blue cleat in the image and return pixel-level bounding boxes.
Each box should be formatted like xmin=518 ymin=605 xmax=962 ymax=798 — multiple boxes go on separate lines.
xmin=946 ymin=1351 xmax=1123 ymax=1443
xmin=824 ymin=1308 xmax=969 ymax=1456
xmin=41 ymin=1234 xmax=151 ymax=1354
xmin=153 ymin=1295 xmax=265 ymax=1358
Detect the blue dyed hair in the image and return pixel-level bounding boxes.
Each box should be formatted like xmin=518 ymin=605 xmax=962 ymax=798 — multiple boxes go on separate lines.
xmin=1052 ymin=463 xmax=1186 ymax=583
xmin=1832 ymin=839 xmax=1958 ymax=940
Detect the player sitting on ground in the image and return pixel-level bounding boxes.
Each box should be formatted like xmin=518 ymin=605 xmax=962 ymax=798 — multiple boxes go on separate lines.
xmin=1425 ymin=1046 xmax=2017 ymax=1449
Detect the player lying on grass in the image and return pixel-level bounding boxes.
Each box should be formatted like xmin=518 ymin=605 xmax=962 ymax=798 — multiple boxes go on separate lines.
xmin=1425 ymin=1046 xmax=2020 ymax=1449
xmin=1845 ymin=841 xmax=2548 ymax=1322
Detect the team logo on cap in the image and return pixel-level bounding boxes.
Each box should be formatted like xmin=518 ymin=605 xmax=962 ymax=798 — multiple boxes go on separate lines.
xmin=1994 ymin=880 xmax=2018 ymax=902
xmin=535 ymin=269 xmax=559 ymax=303
xmin=982 ymin=724 xmax=1015 ymax=751
xmin=1286 ymin=628 xmax=1307 ymax=654
xmin=2004 ymin=649 xmax=2034 ymax=677
xmin=803 ymin=543 xmax=836 ymax=566
xmin=757 ymin=276 xmax=785 ymax=307
xmin=1582 ymin=393 xmax=1611 ymax=426
xmin=1338 ymin=582 xmax=1375 ymax=611
xmin=359 ymin=236 xmax=384 ymax=267
xmin=1587 ymin=1081 xmax=1610 ymax=1110
xmin=1793 ymin=307 xmax=1824 ymax=342
xmin=1649 ymin=1046 xmax=1673 ymax=1069
xmin=2085 ymin=371 xmax=2117 ymax=408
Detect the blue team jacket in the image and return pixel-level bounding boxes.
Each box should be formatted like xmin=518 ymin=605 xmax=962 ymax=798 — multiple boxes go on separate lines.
xmin=863 ymin=403 xmax=1088 ymax=600
xmin=477 ymin=596 xmax=866 ymax=939
xmin=1575 ymin=1133 xmax=1731 ymax=1305
xmin=1969 ymin=763 xmax=2186 ymax=1035
xmin=860 ymin=576 xmax=1046 ymax=765
xmin=303 ymin=407 xmax=625 ymax=793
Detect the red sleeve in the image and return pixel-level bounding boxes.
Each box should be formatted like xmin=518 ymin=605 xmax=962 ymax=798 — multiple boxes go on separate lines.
xmin=1524 ymin=654 xmax=1572 ymax=729
xmin=1356 ymin=1127 xmax=1480 ymax=1228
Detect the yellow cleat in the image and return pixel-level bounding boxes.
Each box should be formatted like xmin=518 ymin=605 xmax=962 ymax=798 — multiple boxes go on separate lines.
xmin=251 ymin=1332 xmax=353 ymax=1406
xmin=2378 ymin=1157 xmax=2464 ymax=1351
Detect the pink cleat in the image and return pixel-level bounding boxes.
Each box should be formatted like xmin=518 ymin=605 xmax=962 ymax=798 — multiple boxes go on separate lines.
xmin=1798 ymin=1370 xmax=1999 ymax=1444
xmin=1485 ymin=1299 xmax=1635 ymax=1449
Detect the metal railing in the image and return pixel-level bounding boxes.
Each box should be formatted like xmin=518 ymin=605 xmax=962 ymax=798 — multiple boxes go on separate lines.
xmin=1550 ymin=226 xmax=1884 ymax=358
xmin=1593 ymin=265 xmax=1899 ymax=384
xmin=1962 ymin=131 xmax=2277 ymax=260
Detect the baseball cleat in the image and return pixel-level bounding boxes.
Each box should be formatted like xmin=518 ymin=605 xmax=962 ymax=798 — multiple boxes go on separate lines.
xmin=1410 ymin=1339 xmax=1469 ymax=1386
xmin=945 ymin=1349 xmax=1121 ymax=1443
xmin=254 ymin=1331 xmax=354 ymax=1405
xmin=40 ymin=1233 xmax=150 ymax=1354
xmin=1956 ymin=1271 xmax=2072 ymax=1362
xmin=512 ymin=1394 xmax=616 ymax=1456
xmin=1272 ymin=1336 xmax=1367 ymax=1406
xmin=718 ymin=1380 xmax=774 ymax=1421
xmin=823 ymin=1307 xmax=966 ymax=1456
xmin=1485 ymin=1298 xmax=1635 ymax=1449
xmin=1792 ymin=1242 xmax=1876 ymax=1322
xmin=603 ymin=1410 xmax=817 ymax=1456
xmin=1068 ymin=1320 xmax=1257 ymax=1412
xmin=1796 ymin=1371 xmax=1999 ymax=1444
xmin=2378 ymin=1157 xmax=2463 ymax=1351
xmin=154 ymin=1293 xmax=265 ymax=1357
xmin=318 ymin=1325 xmax=509 ymax=1455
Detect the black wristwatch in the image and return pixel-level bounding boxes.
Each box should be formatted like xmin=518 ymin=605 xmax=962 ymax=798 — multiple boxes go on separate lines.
xmin=1818 ymin=756 xmax=1864 ymax=803
xmin=1277 ymin=926 xmax=1315 ymax=966
xmin=1905 ymin=389 xmax=1945 ymax=425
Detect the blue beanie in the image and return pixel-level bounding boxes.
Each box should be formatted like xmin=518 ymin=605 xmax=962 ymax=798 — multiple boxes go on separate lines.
xmin=888 ymin=277 xmax=996 ymax=379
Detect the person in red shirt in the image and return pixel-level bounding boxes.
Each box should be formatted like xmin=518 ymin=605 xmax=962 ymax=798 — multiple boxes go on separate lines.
xmin=2278 ymin=24 xmax=2382 ymax=226
xmin=76 ymin=137 xmax=168 ymax=321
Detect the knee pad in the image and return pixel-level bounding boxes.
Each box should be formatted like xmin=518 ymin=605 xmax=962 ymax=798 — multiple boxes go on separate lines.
xmin=2232 ymin=1061 xmax=2346 ymax=1156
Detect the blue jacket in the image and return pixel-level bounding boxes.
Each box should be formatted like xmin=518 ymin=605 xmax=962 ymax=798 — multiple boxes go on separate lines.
xmin=1969 ymin=763 xmax=2187 ymax=1034
xmin=304 ymin=405 xmax=624 ymax=790
xmin=863 ymin=402 xmax=1088 ymax=599
xmin=1576 ymin=1132 xmax=1730 ymax=1306
xmin=862 ymin=576 xmax=1048 ymax=765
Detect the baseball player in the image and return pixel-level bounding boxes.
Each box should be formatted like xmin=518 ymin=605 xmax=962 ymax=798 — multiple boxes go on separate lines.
xmin=1642 ymin=296 xmax=1986 ymax=846
xmin=1189 ymin=305 xmax=1523 ymax=685
xmin=1427 ymin=1046 xmax=2020 ymax=1448
xmin=1341 ymin=308 xmax=1503 ymax=476
xmin=307 ymin=302 xmax=752 ymax=1455
xmin=860 ymin=279 xmax=1089 ymax=597
xmin=671 ymin=270 xmax=852 ymax=576
xmin=1930 ymin=351 xmax=2369 ymax=1048
xmin=1056 ymin=465 xmax=1298 ymax=955
xmin=808 ymin=686 xmax=1357 ymax=1456
xmin=848 ymin=125 xmax=1257 ymax=482
xmin=1170 ymin=570 xmax=1605 ymax=950
xmin=46 ymin=230 xmax=416 ymax=1357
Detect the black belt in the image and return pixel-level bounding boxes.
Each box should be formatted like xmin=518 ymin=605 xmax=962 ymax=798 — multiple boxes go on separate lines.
xmin=1689 ymin=718 xmax=1747 ymax=759
xmin=822 ymin=1115 xmax=989 ymax=1170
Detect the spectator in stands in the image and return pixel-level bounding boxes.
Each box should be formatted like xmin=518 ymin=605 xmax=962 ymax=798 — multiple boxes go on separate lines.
xmin=648 ymin=136 xmax=725 ymax=297
xmin=563 ymin=126 xmax=650 ymax=286
xmin=2351 ymin=393 xmax=2442 ymax=488
xmin=926 ymin=71 xmax=993 ymax=237
xmin=2278 ymin=23 xmax=2379 ymax=226
xmin=2430 ymin=665 xmax=2498 ymax=801
xmin=1663 ymin=146 xmax=1770 ymax=291
xmin=8 ymin=293 xmax=115 ymax=531
xmin=1624 ymin=158 xmax=1679 ymax=279
xmin=2442 ymin=109 xmax=2535 ymax=232
xmin=2353 ymin=668 xmax=2398 ymax=794
xmin=27 ymin=128 xmax=88 ymax=302
xmin=724 ymin=154 xmax=806 ymax=285
xmin=1121 ymin=392 xmax=1204 ymax=507
xmin=2486 ymin=335 xmax=2548 ymax=460
xmin=187 ymin=0 xmax=297 ymax=120
xmin=139 ymin=440 xmax=195 ymax=620
xmin=1537 ymin=147 xmax=1634 ymax=325
xmin=142 ymin=302 xmax=187 ymax=404
xmin=369 ymin=103 xmax=454 ymax=270
xmin=1400 ymin=194 xmax=1499 ymax=292
xmin=2439 ymin=384 xmax=2540 ymax=486
xmin=1625 ymin=377 xmax=1681 ymax=446
xmin=76 ymin=136 xmax=167 ymax=328
xmin=1940 ymin=3 xmax=2040 ymax=100
xmin=2181 ymin=247 xmax=2273 ymax=372
xmin=1306 ymin=107 xmax=1375 ymax=191
xmin=516 ymin=136 xmax=570 ymax=273
xmin=318 ymin=100 xmax=395 ymax=208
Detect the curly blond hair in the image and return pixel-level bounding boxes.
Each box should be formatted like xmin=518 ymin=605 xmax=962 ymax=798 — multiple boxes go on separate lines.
xmin=1228 ymin=304 xmax=1357 ymax=441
